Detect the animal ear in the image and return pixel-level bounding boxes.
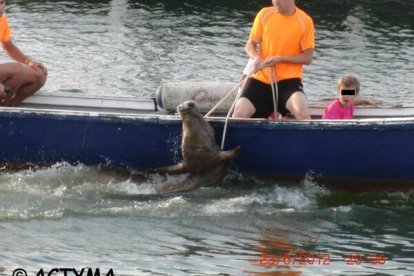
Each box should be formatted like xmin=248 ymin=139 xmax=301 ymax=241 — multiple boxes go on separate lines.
xmin=152 ymin=162 xmax=188 ymax=174
xmin=218 ymin=146 xmax=241 ymax=162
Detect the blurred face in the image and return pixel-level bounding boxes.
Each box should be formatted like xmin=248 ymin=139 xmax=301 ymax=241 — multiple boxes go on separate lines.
xmin=0 ymin=1 xmax=5 ymax=16
xmin=338 ymin=86 xmax=358 ymax=107
xmin=272 ymin=0 xmax=295 ymax=15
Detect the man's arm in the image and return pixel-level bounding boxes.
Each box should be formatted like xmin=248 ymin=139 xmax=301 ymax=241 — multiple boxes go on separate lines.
xmin=2 ymin=40 xmax=31 ymax=65
xmin=264 ymin=48 xmax=314 ymax=67
xmin=245 ymin=38 xmax=259 ymax=60
xmin=2 ymin=40 xmax=48 ymax=76
xmin=245 ymin=38 xmax=266 ymax=73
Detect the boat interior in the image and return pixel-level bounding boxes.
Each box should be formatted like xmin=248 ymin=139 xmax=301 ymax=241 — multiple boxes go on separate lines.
xmin=12 ymin=92 xmax=414 ymax=121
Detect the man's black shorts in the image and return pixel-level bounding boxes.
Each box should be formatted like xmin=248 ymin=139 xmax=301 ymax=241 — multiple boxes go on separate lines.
xmin=240 ymin=77 xmax=305 ymax=118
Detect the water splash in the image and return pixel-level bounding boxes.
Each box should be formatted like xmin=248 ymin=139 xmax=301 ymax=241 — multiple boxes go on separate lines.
xmin=0 ymin=163 xmax=411 ymax=223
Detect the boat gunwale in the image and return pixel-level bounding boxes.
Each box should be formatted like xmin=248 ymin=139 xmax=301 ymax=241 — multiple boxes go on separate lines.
xmin=2 ymin=105 xmax=414 ymax=129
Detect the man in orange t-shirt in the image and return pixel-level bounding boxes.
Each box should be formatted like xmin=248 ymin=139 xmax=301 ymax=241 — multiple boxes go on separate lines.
xmin=0 ymin=0 xmax=47 ymax=106
xmin=233 ymin=0 xmax=314 ymax=119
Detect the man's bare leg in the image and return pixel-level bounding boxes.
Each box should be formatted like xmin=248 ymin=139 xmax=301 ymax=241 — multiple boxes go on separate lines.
xmin=232 ymin=97 xmax=256 ymax=118
xmin=0 ymin=62 xmax=47 ymax=106
xmin=286 ymin=91 xmax=311 ymax=120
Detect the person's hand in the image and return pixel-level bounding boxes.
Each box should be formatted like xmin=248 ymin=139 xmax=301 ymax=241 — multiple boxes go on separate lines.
xmin=0 ymin=83 xmax=6 ymax=100
xmin=28 ymin=60 xmax=48 ymax=77
xmin=368 ymin=99 xmax=383 ymax=107
xmin=252 ymin=56 xmax=265 ymax=73
xmin=263 ymin=56 xmax=282 ymax=67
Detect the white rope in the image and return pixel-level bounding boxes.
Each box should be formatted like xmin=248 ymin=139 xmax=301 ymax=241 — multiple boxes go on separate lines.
xmin=220 ymin=70 xmax=254 ymax=149
xmin=268 ymin=66 xmax=278 ymax=120
xmin=204 ymin=78 xmax=247 ymax=118
xmin=218 ymin=65 xmax=278 ymax=149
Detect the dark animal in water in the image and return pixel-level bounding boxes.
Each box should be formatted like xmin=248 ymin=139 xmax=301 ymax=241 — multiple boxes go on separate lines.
xmin=153 ymin=101 xmax=240 ymax=193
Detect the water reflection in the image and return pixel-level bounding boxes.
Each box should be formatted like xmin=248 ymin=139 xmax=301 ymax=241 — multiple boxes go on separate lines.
xmin=248 ymin=236 xmax=310 ymax=275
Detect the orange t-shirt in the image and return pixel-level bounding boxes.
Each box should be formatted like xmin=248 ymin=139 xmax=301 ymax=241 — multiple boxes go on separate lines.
xmin=0 ymin=15 xmax=11 ymax=42
xmin=250 ymin=7 xmax=315 ymax=84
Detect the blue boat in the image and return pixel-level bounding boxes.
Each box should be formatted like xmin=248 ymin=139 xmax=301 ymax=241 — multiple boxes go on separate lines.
xmin=1 ymin=82 xmax=414 ymax=188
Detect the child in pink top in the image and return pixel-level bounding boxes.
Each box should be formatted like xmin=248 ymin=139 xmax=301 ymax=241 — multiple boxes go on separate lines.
xmin=322 ymin=75 xmax=379 ymax=119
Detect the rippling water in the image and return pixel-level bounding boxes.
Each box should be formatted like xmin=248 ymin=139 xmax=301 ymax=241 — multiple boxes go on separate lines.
xmin=1 ymin=0 xmax=414 ymax=275
xmin=6 ymin=0 xmax=414 ymax=102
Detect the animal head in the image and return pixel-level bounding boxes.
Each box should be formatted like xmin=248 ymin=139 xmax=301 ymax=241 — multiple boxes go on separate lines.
xmin=177 ymin=101 xmax=200 ymax=117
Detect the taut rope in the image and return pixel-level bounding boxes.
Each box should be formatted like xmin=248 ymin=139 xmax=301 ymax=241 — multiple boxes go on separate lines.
xmin=204 ymin=74 xmax=250 ymax=118
xmin=268 ymin=66 xmax=278 ymax=119
xmin=219 ymin=70 xmax=253 ymax=149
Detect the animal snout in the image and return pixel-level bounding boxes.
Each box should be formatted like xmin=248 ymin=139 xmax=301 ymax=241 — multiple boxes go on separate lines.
xmin=177 ymin=101 xmax=198 ymax=114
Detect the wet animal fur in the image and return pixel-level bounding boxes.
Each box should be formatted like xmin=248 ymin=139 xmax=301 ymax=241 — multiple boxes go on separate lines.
xmin=153 ymin=101 xmax=240 ymax=193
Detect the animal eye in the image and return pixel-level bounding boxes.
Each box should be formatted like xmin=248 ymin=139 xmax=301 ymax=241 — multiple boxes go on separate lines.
xmin=188 ymin=102 xmax=195 ymax=108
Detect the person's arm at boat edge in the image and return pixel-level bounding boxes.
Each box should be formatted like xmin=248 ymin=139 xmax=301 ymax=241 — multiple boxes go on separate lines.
xmin=353 ymin=98 xmax=382 ymax=107
xmin=2 ymin=40 xmax=48 ymax=77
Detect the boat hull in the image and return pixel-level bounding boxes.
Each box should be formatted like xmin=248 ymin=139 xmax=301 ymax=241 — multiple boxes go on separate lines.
xmin=1 ymin=108 xmax=414 ymax=186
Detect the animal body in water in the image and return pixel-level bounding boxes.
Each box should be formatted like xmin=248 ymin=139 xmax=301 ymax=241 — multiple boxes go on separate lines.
xmin=153 ymin=101 xmax=240 ymax=193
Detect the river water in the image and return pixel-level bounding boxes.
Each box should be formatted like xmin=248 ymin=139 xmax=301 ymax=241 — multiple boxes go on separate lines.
xmin=0 ymin=0 xmax=413 ymax=275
